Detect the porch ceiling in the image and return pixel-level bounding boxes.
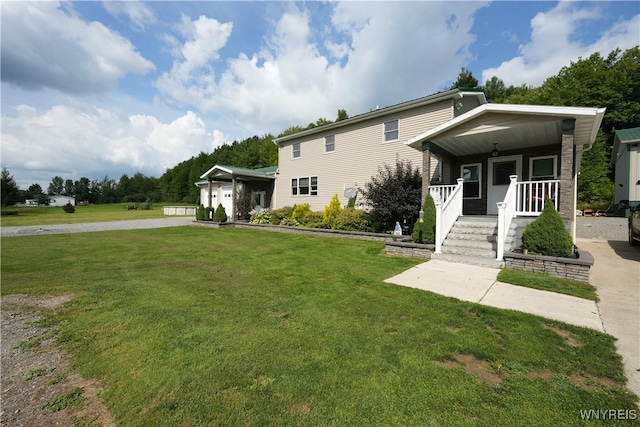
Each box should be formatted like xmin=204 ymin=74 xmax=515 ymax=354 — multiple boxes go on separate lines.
xmin=407 ymin=104 xmax=606 ymax=158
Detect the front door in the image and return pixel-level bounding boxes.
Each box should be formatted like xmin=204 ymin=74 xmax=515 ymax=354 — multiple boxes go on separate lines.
xmin=487 ymin=155 xmax=522 ymax=215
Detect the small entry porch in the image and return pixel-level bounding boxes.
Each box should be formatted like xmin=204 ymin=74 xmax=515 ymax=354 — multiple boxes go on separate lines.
xmin=406 ymin=102 xmax=606 ymax=262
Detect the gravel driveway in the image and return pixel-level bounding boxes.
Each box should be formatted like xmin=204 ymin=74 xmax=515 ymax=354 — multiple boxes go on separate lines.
xmin=575 ymin=216 xmax=628 ymax=241
xmin=1 ymin=217 xmax=194 ymax=237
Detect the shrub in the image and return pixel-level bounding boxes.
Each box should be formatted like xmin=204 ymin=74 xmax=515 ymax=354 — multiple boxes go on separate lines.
xmin=301 ymin=211 xmax=324 ymax=228
xmin=346 ymin=197 xmax=356 ymax=208
xmin=279 ymin=217 xmax=300 ymax=227
xmin=270 ymin=206 xmax=294 ymax=224
xmin=360 ymin=158 xmax=422 ymax=232
xmin=521 ymin=199 xmax=573 ymax=257
xmin=291 ymin=204 xmax=311 ymax=223
xmin=196 ymin=205 xmax=206 ymax=221
xmin=214 ymin=203 xmax=228 ymax=222
xmin=139 ymin=199 xmax=152 ymax=210
xmin=249 ymin=210 xmax=271 ymax=224
xmin=63 ymin=202 xmax=75 ymax=214
xmin=323 ymin=194 xmax=343 ymax=228
xmin=412 ymin=193 xmax=436 ymax=243
xmin=333 ymin=208 xmax=371 ymax=232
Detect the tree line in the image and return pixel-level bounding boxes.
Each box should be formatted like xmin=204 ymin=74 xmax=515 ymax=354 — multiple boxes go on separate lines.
xmin=1 ymin=46 xmax=637 ymax=208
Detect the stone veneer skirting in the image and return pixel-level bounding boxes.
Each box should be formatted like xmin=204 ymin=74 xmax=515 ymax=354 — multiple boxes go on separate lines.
xmin=503 ymin=251 xmax=593 ymax=283
xmin=385 ymin=241 xmax=434 ymax=258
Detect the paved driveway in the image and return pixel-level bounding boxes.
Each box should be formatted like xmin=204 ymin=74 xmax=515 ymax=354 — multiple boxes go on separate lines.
xmin=577 ymin=238 xmax=640 ymax=399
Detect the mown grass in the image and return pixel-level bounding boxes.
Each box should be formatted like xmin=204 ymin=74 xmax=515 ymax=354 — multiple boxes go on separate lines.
xmin=2 ymin=227 xmax=638 ymax=425
xmin=0 ymin=203 xmax=172 ymax=226
xmin=498 ymin=269 xmax=599 ymax=301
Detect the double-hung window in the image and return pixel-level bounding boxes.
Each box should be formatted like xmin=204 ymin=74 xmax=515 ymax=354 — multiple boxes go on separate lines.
xmin=383 ymin=120 xmax=399 ymax=142
xmin=461 ymin=163 xmax=481 ymax=199
xmin=292 ymin=143 xmax=301 ymax=159
xmin=291 ymin=176 xmax=318 ymax=196
xmin=324 ymin=135 xmax=335 ymax=153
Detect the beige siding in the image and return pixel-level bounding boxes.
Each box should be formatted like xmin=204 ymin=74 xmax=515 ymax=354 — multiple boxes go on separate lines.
xmin=276 ymin=100 xmax=454 ymax=211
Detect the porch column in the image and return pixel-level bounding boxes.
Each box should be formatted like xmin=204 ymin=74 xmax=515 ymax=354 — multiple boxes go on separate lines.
xmin=422 ymin=141 xmax=432 ymax=202
xmin=207 ymin=179 xmax=213 ymax=208
xmin=559 ymin=119 xmax=576 ymax=220
xmin=231 ymin=176 xmax=237 ymax=222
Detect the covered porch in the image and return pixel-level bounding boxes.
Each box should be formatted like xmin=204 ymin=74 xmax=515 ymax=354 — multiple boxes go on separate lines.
xmin=407 ymin=103 xmax=606 ymax=260
xmin=196 ymin=165 xmax=277 ymax=221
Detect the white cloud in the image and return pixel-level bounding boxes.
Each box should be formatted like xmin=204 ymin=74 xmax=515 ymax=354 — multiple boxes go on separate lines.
xmin=1 ymin=104 xmax=225 ymax=188
xmin=0 ymin=1 xmax=154 ymax=94
xmin=155 ymin=2 xmax=489 ymax=136
xmin=102 ymin=0 xmax=157 ymax=30
xmin=481 ymin=2 xmax=640 ymax=86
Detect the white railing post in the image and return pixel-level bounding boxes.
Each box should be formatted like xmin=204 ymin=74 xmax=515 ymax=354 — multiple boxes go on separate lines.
xmin=497 ymin=175 xmax=519 ymax=261
xmin=435 ymin=200 xmax=443 ymax=254
xmin=497 ymin=202 xmax=506 ymax=261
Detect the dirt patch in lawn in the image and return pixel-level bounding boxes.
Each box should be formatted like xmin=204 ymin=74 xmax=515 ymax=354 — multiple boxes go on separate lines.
xmin=436 ymin=354 xmax=504 ymax=387
xmin=543 ymin=324 xmax=583 ymax=348
xmin=1 ymin=294 xmax=115 ymax=427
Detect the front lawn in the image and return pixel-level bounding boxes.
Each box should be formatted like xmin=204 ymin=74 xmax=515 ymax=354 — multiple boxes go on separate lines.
xmin=1 ymin=227 xmax=637 ymax=425
xmin=497 ymin=269 xmax=599 ymax=301
xmin=0 ymin=203 xmax=170 ymax=226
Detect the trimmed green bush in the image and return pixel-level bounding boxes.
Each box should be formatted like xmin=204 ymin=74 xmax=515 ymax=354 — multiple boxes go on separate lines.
xmin=521 ymin=199 xmax=573 ymax=257
xmin=346 ymin=197 xmax=356 ymax=208
xmin=333 ymin=208 xmax=371 ymax=232
xmin=196 ymin=205 xmax=206 ymax=221
xmin=63 ymin=202 xmax=75 ymax=214
xmin=412 ymin=193 xmax=436 ymax=243
xmin=214 ymin=203 xmax=227 ymax=222
xmin=269 ymin=206 xmax=294 ymax=224
xmin=323 ymin=194 xmax=343 ymax=228
xmin=291 ymin=203 xmax=311 ymax=223
xmin=302 ymin=211 xmax=324 ymax=228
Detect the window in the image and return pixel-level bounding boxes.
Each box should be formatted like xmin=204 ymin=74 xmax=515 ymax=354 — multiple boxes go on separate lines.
xmin=529 ymin=156 xmax=557 ymax=181
xmin=292 ymin=142 xmax=301 ymax=159
xmin=461 ymin=163 xmax=481 ymax=199
xmin=383 ymin=120 xmax=399 ymax=142
xmin=324 ymin=135 xmax=335 ymax=153
xmin=291 ymin=176 xmax=318 ymax=196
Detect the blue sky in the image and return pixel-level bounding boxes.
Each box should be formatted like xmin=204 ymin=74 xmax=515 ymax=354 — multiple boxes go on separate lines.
xmin=1 ymin=1 xmax=639 ymax=189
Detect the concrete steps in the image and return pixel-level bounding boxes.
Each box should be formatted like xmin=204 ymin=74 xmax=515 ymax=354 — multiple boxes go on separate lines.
xmin=432 ymin=216 xmax=517 ymax=268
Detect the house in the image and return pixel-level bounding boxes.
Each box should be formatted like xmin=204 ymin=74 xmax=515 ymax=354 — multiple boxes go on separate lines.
xmin=611 ymin=127 xmax=640 ymax=212
xmin=273 ymin=89 xmax=487 ymax=212
xmin=197 ymin=89 xmax=606 ymax=263
xmin=48 ymin=195 xmax=75 ymax=207
xmin=195 ymin=165 xmax=277 ymax=220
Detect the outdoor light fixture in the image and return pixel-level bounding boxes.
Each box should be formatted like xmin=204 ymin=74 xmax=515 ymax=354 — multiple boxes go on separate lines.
xmin=491 ymin=142 xmax=499 ymax=157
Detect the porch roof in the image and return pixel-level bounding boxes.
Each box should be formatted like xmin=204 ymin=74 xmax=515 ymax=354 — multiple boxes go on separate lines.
xmin=199 ymin=165 xmax=277 ymax=182
xmin=406 ymin=103 xmax=606 ymax=158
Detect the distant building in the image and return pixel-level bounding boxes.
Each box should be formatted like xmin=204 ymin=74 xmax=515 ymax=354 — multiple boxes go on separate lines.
xmin=48 ymin=195 xmax=75 ymax=207
xmin=611 ymin=127 xmax=640 ymax=212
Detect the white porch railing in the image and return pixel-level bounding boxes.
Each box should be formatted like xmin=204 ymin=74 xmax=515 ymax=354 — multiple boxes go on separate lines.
xmin=515 ymin=180 xmax=560 ymax=216
xmin=496 ymin=178 xmax=561 ymax=260
xmin=435 ymin=178 xmax=464 ymax=254
xmin=429 ymin=184 xmax=458 ymax=204
xmin=496 ymin=175 xmax=518 ymax=261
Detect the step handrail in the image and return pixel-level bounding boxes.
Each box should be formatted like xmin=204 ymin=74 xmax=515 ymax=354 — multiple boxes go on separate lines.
xmin=496 ymin=175 xmax=518 ymax=260
xmin=435 ymin=178 xmax=464 ymax=254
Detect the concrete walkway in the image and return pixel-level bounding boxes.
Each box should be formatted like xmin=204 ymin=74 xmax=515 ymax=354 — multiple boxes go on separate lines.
xmin=576 ymin=238 xmax=640 ymax=399
xmin=384 ymin=260 xmax=604 ymax=331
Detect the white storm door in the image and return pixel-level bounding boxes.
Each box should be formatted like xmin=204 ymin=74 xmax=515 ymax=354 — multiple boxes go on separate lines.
xmin=487 ymin=155 xmax=522 ymax=215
